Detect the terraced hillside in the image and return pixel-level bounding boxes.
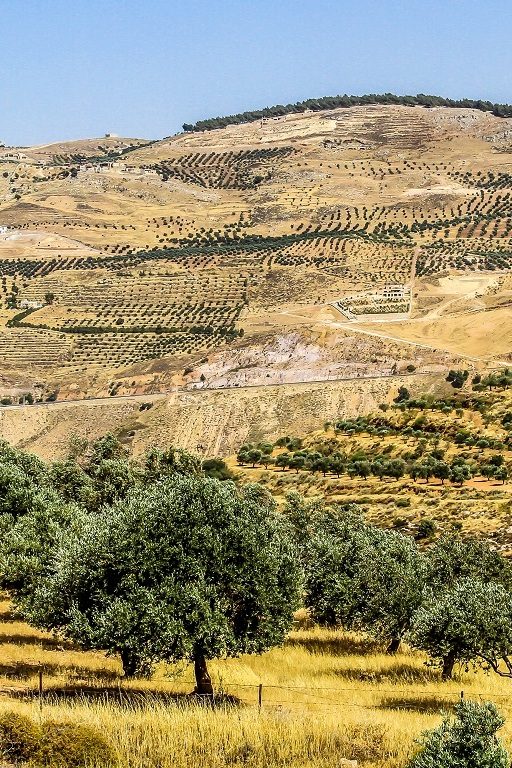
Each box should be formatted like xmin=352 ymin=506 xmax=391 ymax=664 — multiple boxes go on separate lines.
xmin=232 ymin=378 xmax=512 ymax=552
xmin=1 ymin=103 xmax=512 ymax=400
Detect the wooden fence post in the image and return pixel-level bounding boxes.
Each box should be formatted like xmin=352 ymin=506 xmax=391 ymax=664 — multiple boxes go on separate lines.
xmin=38 ymin=667 xmax=43 ymax=713
xmin=258 ymin=683 xmax=263 ymax=711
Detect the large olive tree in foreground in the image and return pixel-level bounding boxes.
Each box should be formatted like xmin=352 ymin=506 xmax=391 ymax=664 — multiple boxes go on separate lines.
xmin=21 ymin=476 xmax=301 ymax=692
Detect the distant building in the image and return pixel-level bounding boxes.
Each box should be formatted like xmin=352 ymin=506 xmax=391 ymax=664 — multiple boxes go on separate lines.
xmin=382 ymin=284 xmax=409 ymax=300
xmin=104 ymin=133 xmax=119 ymax=138
xmin=0 ymin=151 xmax=25 ymax=161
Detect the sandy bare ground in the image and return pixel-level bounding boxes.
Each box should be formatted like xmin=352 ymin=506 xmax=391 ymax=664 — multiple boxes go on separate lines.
xmin=0 ymin=373 xmax=445 ymax=460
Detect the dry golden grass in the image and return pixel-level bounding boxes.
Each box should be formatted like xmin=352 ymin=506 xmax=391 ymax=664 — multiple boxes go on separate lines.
xmin=3 ymin=599 xmax=512 ymax=766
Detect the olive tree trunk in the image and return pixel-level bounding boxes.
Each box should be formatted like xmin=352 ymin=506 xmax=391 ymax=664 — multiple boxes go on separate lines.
xmin=120 ymin=648 xmax=139 ymax=678
xmin=386 ymin=636 xmax=401 ymax=654
xmin=194 ymin=651 xmax=214 ymax=696
xmin=442 ymin=650 xmax=457 ymax=680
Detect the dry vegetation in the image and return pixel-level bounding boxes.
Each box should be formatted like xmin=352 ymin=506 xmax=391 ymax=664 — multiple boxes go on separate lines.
xmin=3 ymin=596 xmax=512 ymax=768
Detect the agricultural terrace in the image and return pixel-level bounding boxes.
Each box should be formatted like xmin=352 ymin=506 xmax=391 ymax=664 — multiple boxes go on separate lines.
xmin=2 ymin=105 xmax=512 ymax=381
xmin=235 ymin=378 xmax=512 ymax=552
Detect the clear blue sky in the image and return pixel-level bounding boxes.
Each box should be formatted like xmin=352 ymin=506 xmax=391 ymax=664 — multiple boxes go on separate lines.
xmin=3 ymin=0 xmax=512 ymax=146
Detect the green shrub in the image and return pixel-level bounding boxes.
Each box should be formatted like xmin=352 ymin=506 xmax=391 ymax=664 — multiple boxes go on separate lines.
xmin=0 ymin=711 xmax=116 ymax=767
xmin=416 ymin=518 xmax=436 ymax=540
xmin=407 ymin=700 xmax=509 ymax=768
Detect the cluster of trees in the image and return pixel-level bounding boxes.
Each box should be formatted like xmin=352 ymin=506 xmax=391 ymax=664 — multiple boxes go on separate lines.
xmin=474 ymin=370 xmax=512 ymax=391
xmin=447 ymin=369 xmax=469 ymax=389
xmin=1 ymin=433 xmax=512 ymax=693
xmin=182 ymin=93 xmax=512 ymax=132
xmin=445 ymin=369 xmax=512 ymax=392
xmin=288 ymin=492 xmax=512 ymax=680
xmin=237 ymin=440 xmax=509 ymax=486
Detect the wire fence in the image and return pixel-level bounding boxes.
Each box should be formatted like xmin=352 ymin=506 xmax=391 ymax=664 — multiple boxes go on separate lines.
xmin=14 ymin=666 xmax=512 ymax=715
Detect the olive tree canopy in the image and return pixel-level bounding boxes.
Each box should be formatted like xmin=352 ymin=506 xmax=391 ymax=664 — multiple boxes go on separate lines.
xmin=21 ymin=476 xmax=302 ymax=692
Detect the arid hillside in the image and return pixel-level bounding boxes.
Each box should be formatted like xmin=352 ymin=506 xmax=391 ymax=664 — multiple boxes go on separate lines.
xmin=0 ymin=373 xmax=442 ymax=460
xmin=1 ymin=103 xmax=512 ymax=407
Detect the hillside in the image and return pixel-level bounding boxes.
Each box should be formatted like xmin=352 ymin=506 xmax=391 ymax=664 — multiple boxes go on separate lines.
xmin=1 ymin=103 xmax=512 ymax=412
xmin=231 ymin=377 xmax=512 ymax=551
xmin=3 ymin=368 xmax=512 ymax=551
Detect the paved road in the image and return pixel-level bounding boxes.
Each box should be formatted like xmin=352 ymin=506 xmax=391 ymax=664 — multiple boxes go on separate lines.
xmin=0 ymin=369 xmax=447 ymax=412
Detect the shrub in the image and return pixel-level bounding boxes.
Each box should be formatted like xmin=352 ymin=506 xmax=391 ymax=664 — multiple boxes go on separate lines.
xmin=0 ymin=712 xmax=116 ymax=766
xmin=407 ymin=700 xmax=509 ymax=768
xmin=416 ymin=519 xmax=436 ymax=540
xmin=0 ymin=711 xmax=40 ymax=762
xmin=202 ymin=457 xmax=234 ymax=480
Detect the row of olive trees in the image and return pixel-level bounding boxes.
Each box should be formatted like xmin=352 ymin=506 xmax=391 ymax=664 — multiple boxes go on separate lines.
xmin=286 ymin=492 xmax=512 ymax=679
xmin=1 ymin=434 xmax=512 ymax=690
xmin=0 ymin=435 xmax=302 ymax=692
xmin=238 ymin=444 xmax=509 ymax=485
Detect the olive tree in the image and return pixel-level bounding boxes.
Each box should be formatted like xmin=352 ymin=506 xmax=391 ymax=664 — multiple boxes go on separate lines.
xmin=409 ymin=579 xmax=512 ymax=679
xmin=20 ymin=476 xmax=302 ymax=692
xmin=0 ymin=494 xmax=77 ymax=597
xmin=426 ymin=535 xmax=512 ymax=593
xmin=304 ymin=508 xmax=425 ymax=651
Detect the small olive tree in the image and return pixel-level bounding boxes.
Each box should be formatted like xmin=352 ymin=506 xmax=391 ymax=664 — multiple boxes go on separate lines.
xmin=409 ymin=579 xmax=512 ymax=679
xmin=407 ymin=700 xmax=509 ymax=768
xmin=21 ymin=476 xmax=302 ymax=692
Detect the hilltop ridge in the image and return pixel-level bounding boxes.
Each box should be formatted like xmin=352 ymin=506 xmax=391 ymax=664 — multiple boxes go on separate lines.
xmin=181 ymin=91 xmax=512 ymax=132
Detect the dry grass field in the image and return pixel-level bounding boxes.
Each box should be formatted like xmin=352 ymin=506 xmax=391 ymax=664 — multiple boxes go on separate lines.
xmin=2 ymin=596 xmax=512 ymax=768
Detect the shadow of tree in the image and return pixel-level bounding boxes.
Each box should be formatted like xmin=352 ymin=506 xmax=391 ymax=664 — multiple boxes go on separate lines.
xmin=0 ymin=633 xmax=76 ymax=651
xmin=335 ymin=662 xmax=441 ymax=684
xmin=11 ymin=685 xmax=242 ymax=709
xmin=0 ymin=607 xmax=18 ymax=622
xmin=380 ymin=694 xmax=456 ymax=713
xmin=286 ymin=635 xmax=383 ymax=657
xmin=0 ymin=661 xmax=120 ymax=682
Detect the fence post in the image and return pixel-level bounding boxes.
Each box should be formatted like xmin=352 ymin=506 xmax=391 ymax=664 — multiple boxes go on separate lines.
xmin=460 ymin=690 xmax=464 ymax=702
xmin=38 ymin=667 xmax=43 ymax=713
xmin=258 ymin=683 xmax=263 ymax=711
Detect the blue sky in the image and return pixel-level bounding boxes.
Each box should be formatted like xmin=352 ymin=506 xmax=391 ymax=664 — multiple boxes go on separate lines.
xmin=2 ymin=0 xmax=512 ymax=145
